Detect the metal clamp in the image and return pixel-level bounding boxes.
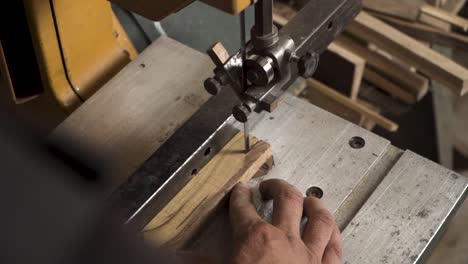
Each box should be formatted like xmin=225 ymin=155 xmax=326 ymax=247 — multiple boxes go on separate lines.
xmin=204 ymin=0 xmax=360 ymax=123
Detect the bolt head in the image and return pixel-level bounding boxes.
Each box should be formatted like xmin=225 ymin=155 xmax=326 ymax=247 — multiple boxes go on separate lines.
xmin=204 ymin=78 xmax=222 ymax=95
xmin=298 ymin=52 xmax=319 ymax=78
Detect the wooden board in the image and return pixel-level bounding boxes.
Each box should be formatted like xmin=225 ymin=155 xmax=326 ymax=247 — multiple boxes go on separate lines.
xmin=143 ymin=133 xmax=272 ymax=248
xmin=51 ymin=37 xmax=212 ymax=193
xmin=365 ymin=1 xmax=468 ymax=33
xmin=364 ymin=68 xmax=417 ymax=104
xmin=362 ymin=0 xmax=425 ymax=21
xmin=348 ymin=12 xmax=468 ymax=96
xmin=419 ymin=6 xmax=452 ymax=32
xmin=314 ymin=43 xmax=365 ymax=100
xmin=342 ymin=151 xmax=468 ymax=263
xmin=420 ymin=4 xmax=468 ymax=31
xmin=441 ymin=0 xmax=467 ymax=13
xmin=306 ymin=79 xmax=399 ymax=132
xmin=299 ymin=80 xmax=365 ymax=125
xmin=373 ymin=12 xmax=468 ymax=50
xmin=335 ymin=35 xmax=429 ymax=101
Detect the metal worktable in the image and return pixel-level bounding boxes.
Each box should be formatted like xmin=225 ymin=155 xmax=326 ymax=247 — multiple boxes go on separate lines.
xmin=53 ymin=37 xmax=468 ymax=263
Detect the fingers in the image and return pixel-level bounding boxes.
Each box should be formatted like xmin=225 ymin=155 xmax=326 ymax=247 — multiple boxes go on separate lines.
xmin=302 ymin=197 xmax=336 ymax=259
xmin=322 ymin=225 xmax=343 ymax=264
xmin=229 ymin=183 xmax=262 ymax=235
xmin=259 ymin=179 xmax=304 ymax=237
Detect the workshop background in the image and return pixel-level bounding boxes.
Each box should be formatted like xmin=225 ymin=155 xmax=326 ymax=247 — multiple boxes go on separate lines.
xmin=1 ymin=0 xmax=468 ymax=263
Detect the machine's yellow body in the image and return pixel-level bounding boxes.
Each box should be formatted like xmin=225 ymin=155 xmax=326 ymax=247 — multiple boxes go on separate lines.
xmin=0 ymin=0 xmax=249 ymax=114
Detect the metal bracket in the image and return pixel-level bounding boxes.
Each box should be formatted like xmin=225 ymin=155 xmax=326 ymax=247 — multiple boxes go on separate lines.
xmin=205 ymin=0 xmax=362 ymax=123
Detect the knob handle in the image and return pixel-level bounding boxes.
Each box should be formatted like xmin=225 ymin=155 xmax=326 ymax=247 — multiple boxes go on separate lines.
xmin=204 ymin=78 xmax=223 ymax=95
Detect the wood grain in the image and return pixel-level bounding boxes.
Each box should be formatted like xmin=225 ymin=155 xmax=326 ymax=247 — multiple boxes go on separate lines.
xmin=420 ymin=4 xmax=468 ymax=31
xmin=143 ymin=133 xmax=272 ymax=248
xmin=299 ymin=81 xmax=365 ymax=125
xmin=373 ymin=12 xmax=468 ymax=50
xmin=348 ymin=12 xmax=468 ymax=96
xmin=362 ymin=0 xmax=424 ymax=21
xmin=419 ymin=5 xmax=452 ymax=32
xmin=364 ymin=68 xmax=417 ymax=104
xmin=441 ymin=0 xmax=467 ymax=13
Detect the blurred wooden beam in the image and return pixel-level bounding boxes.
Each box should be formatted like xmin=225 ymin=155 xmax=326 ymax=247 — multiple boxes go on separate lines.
xmin=335 ymin=34 xmax=429 ymax=101
xmin=314 ymin=43 xmax=365 ymax=100
xmin=306 ymin=79 xmax=399 ymax=132
xmin=373 ymin=12 xmax=468 ymax=50
xmin=348 ymin=12 xmax=468 ymax=96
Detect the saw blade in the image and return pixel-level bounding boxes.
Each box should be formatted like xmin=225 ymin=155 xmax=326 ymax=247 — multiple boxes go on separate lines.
xmin=240 ymin=11 xmax=250 ymax=153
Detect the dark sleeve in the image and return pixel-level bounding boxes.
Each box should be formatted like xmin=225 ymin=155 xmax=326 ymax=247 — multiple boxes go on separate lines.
xmin=0 ymin=114 xmax=180 ymax=264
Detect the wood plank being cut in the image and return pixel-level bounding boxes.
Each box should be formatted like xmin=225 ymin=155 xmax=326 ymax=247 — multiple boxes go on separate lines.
xmin=143 ymin=133 xmax=273 ymax=248
xmin=348 ymin=12 xmax=468 ymax=96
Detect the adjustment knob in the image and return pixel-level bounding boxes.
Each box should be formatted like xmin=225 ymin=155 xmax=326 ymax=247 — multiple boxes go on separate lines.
xmin=204 ymin=78 xmax=223 ymax=95
xmin=233 ymin=104 xmax=252 ymax=123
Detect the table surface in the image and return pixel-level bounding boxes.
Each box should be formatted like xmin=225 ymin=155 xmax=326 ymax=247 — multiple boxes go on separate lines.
xmin=53 ymin=37 xmax=468 ymax=263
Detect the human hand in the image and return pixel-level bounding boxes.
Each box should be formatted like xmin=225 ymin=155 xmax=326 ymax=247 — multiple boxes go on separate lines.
xmin=229 ymin=179 xmax=342 ymax=264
